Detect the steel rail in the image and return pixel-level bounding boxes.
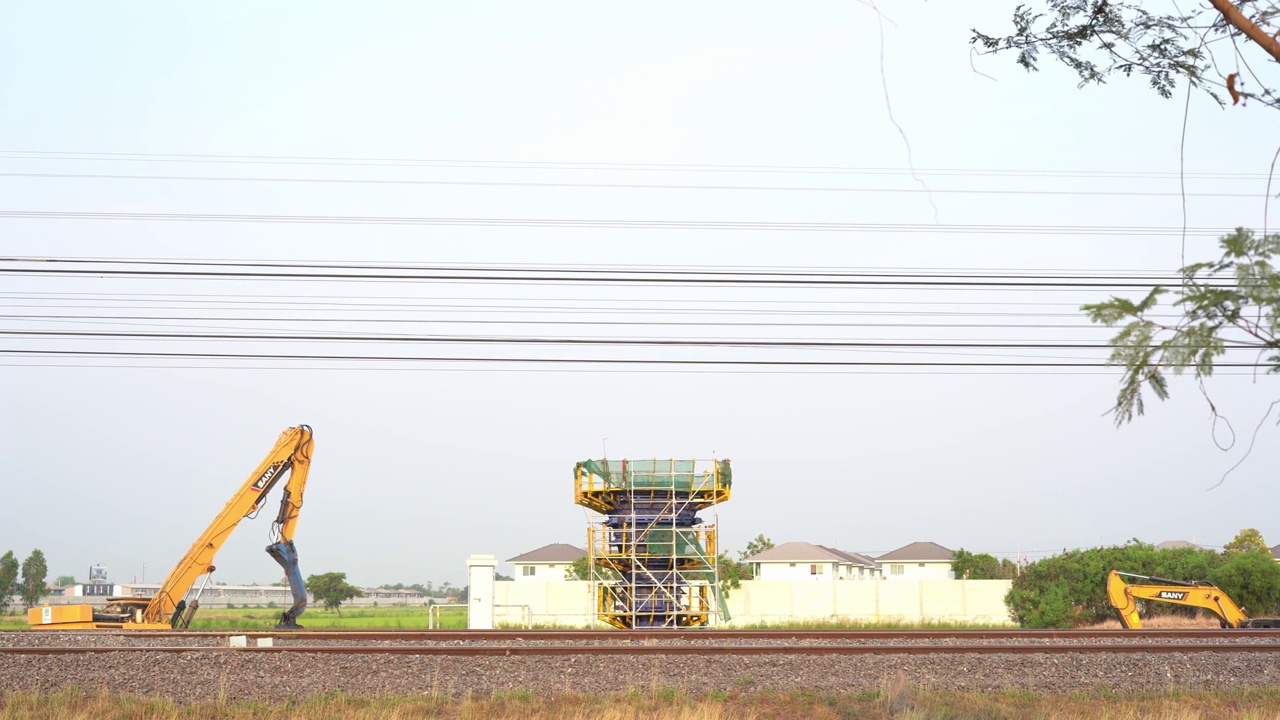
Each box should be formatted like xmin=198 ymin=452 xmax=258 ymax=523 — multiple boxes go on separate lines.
xmin=5 ymin=628 xmax=1277 ymax=641
xmin=4 ymin=643 xmax=1280 ymax=656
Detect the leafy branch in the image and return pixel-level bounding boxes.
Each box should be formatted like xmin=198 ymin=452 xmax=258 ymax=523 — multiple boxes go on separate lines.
xmin=1084 ymin=228 xmax=1280 ymax=423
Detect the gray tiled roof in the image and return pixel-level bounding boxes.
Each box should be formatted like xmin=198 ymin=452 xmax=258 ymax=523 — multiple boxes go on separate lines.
xmin=743 ymin=541 xmax=849 ymax=563
xmin=506 ymin=543 xmax=586 ymax=563
xmin=816 ymin=545 xmax=880 ymax=568
xmin=875 ymin=541 xmax=954 ymax=562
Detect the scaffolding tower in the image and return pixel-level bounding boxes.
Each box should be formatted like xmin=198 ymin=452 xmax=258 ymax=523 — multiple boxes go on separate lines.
xmin=573 ymin=457 xmax=731 ymax=629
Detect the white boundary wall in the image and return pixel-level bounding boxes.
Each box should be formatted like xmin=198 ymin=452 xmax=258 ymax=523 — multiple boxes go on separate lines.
xmin=494 ymin=579 xmax=1014 ymax=627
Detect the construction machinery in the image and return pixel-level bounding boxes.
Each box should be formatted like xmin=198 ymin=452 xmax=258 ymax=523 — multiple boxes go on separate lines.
xmin=575 ymin=457 xmax=731 ymax=629
xmin=1106 ymin=570 xmax=1280 ymax=629
xmin=29 ymin=425 xmax=315 ymax=631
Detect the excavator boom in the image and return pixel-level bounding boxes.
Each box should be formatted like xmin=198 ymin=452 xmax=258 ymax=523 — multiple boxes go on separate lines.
xmin=1107 ymin=570 xmax=1250 ymax=629
xmin=29 ymin=425 xmax=315 ymax=631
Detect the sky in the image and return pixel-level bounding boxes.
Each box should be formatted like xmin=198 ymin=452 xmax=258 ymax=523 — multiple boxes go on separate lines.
xmin=1 ymin=2 xmax=1278 ymax=588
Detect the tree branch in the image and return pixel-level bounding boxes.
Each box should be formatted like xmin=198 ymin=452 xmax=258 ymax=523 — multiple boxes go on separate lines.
xmin=1206 ymin=0 xmax=1280 ymax=63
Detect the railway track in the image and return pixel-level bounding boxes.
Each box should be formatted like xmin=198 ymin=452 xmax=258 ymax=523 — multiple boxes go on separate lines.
xmin=4 ymin=628 xmax=1279 ymax=656
xmin=6 ymin=628 xmax=1280 ymax=701
xmin=5 ymin=642 xmax=1280 ymax=656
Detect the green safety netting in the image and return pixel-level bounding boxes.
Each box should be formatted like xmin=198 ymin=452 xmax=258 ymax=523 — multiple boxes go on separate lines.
xmin=574 ymin=458 xmax=731 ymax=490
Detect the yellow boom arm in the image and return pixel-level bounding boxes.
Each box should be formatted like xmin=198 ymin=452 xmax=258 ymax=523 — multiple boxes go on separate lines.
xmin=142 ymin=424 xmax=313 ymax=626
xmin=29 ymin=424 xmax=314 ymax=631
xmin=1107 ymin=570 xmax=1249 ymax=629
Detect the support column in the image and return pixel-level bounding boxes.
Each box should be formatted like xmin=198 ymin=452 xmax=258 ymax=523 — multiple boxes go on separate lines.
xmin=466 ymin=554 xmax=496 ymax=630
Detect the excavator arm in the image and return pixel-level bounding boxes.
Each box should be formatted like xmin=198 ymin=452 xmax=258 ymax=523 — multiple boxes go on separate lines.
xmin=30 ymin=425 xmax=314 ymax=631
xmin=1107 ymin=570 xmax=1249 ymax=629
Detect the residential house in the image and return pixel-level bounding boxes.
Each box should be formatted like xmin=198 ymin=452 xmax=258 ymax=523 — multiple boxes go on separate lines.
xmin=743 ymin=541 xmax=880 ymax=581
xmin=507 ymin=543 xmax=586 ymax=581
xmin=876 ymin=541 xmax=955 ymax=580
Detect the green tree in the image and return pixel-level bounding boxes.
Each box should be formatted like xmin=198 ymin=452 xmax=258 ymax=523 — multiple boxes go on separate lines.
xmin=54 ymin=575 xmax=76 ymax=587
xmin=20 ymin=549 xmax=48 ymax=610
xmin=973 ymin=1 xmax=1280 ymax=110
xmin=1224 ymin=528 xmax=1270 ymax=555
xmin=952 ymin=549 xmax=1014 ymax=579
xmin=717 ymin=551 xmax=753 ymax=599
xmin=305 ymin=572 xmax=363 ymax=617
xmin=1083 ymin=231 xmax=1280 ymax=424
xmin=1004 ymin=541 xmax=1228 ymax=627
xmin=0 ymin=551 xmax=18 ymax=615
xmin=739 ymin=534 xmax=775 ymax=560
xmin=564 ymin=556 xmax=591 ymax=581
xmin=976 ymin=4 xmax=1280 ymax=428
xmin=1209 ymin=550 xmax=1280 ymax=618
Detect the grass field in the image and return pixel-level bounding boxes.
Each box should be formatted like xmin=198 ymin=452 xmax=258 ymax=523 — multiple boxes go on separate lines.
xmin=6 ymin=687 xmax=1280 ymax=720
xmin=0 ymin=605 xmax=470 ymax=631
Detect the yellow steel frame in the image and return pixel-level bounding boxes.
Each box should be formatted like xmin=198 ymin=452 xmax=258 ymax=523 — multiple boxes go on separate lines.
xmin=576 ymin=458 xmax=729 ymax=629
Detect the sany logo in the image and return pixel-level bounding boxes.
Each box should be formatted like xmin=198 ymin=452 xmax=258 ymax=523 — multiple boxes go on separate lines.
xmin=251 ymin=464 xmax=282 ymax=493
xmin=1157 ymin=591 xmax=1188 ymax=601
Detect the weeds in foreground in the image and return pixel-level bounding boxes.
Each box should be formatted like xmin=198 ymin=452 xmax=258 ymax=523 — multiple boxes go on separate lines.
xmin=8 ymin=688 xmax=1280 ymax=720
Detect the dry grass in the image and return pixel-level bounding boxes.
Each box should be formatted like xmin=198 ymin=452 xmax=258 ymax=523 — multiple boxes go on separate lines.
xmin=7 ymin=688 xmax=1280 ymax=720
xmin=1083 ymin=613 xmax=1226 ymax=630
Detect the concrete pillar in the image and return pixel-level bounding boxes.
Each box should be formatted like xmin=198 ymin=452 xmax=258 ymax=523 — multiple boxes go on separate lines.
xmin=467 ymin=554 xmax=497 ymax=630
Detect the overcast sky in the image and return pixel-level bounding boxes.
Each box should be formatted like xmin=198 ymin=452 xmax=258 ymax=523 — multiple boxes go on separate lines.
xmin=2 ymin=2 xmax=1278 ymax=588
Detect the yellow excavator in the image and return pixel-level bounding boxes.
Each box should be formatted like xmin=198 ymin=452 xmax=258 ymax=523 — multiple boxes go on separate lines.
xmin=1107 ymin=570 xmax=1280 ymax=629
xmin=28 ymin=425 xmax=315 ymax=631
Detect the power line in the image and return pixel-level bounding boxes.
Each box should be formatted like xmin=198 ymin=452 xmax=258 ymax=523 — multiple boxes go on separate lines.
xmin=0 ymin=150 xmax=1269 ymax=180
xmin=0 ymin=210 xmax=1237 ymax=237
xmin=2 ymin=329 xmax=1259 ymax=350
xmin=4 ymin=348 xmax=1269 ymax=367
xmin=0 ymin=171 xmax=1262 ymax=199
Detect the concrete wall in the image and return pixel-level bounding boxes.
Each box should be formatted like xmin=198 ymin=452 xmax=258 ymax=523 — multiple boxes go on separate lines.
xmin=494 ymin=580 xmax=594 ymax=626
xmin=493 ymin=578 xmax=1014 ymax=627
xmin=727 ymin=578 xmax=1011 ymax=624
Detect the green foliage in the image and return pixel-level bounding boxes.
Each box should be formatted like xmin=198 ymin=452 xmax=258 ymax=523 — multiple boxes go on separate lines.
xmin=1080 ymin=230 xmax=1280 ymax=424
xmin=53 ymin=575 xmax=75 ymax=587
xmin=1006 ymin=541 xmax=1229 ymax=627
xmin=973 ymin=2 xmax=1279 ymax=110
xmin=1224 ymin=527 xmax=1270 ymax=555
xmin=1209 ymin=551 xmax=1280 ymax=618
xmin=305 ymin=572 xmax=364 ymax=616
xmin=19 ymin=550 xmax=47 ymax=610
xmin=0 ymin=551 xmax=18 ymax=614
xmin=717 ymin=551 xmax=753 ymax=599
xmin=564 ymin=556 xmax=591 ymax=581
xmin=952 ymin=549 xmax=1017 ymax=579
xmin=740 ymin=534 xmax=775 ymax=560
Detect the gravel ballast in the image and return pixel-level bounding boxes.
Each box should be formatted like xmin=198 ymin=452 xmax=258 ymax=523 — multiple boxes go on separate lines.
xmin=3 ymin=649 xmax=1279 ymax=702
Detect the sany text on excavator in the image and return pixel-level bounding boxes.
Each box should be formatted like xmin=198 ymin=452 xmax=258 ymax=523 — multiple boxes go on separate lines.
xmin=29 ymin=425 xmax=315 ymax=631
xmin=1106 ymin=570 xmax=1280 ymax=629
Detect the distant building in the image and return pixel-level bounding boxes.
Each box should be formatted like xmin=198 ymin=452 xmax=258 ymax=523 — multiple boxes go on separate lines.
xmin=876 ymin=541 xmax=955 ymax=580
xmin=507 ymin=543 xmax=586 ymax=581
xmin=1156 ymin=540 xmax=1205 ymax=550
xmin=743 ymin=541 xmax=880 ymax=581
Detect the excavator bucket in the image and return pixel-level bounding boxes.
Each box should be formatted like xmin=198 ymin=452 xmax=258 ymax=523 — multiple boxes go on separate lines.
xmin=266 ymin=540 xmax=307 ymax=630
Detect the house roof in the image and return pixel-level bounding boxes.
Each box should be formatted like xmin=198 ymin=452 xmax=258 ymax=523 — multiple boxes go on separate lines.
xmin=506 ymin=543 xmax=586 ymax=564
xmin=816 ymin=545 xmax=880 ymax=568
xmin=745 ymin=541 xmax=858 ymax=564
xmin=1272 ymin=544 xmax=1280 ymax=560
xmin=1156 ymin=540 xmax=1202 ymax=550
xmin=875 ymin=541 xmax=954 ymax=563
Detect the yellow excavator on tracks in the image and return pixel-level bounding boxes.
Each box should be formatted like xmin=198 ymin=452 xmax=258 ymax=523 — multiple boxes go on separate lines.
xmin=28 ymin=425 xmax=315 ymax=631
xmin=1107 ymin=570 xmax=1280 ymax=629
